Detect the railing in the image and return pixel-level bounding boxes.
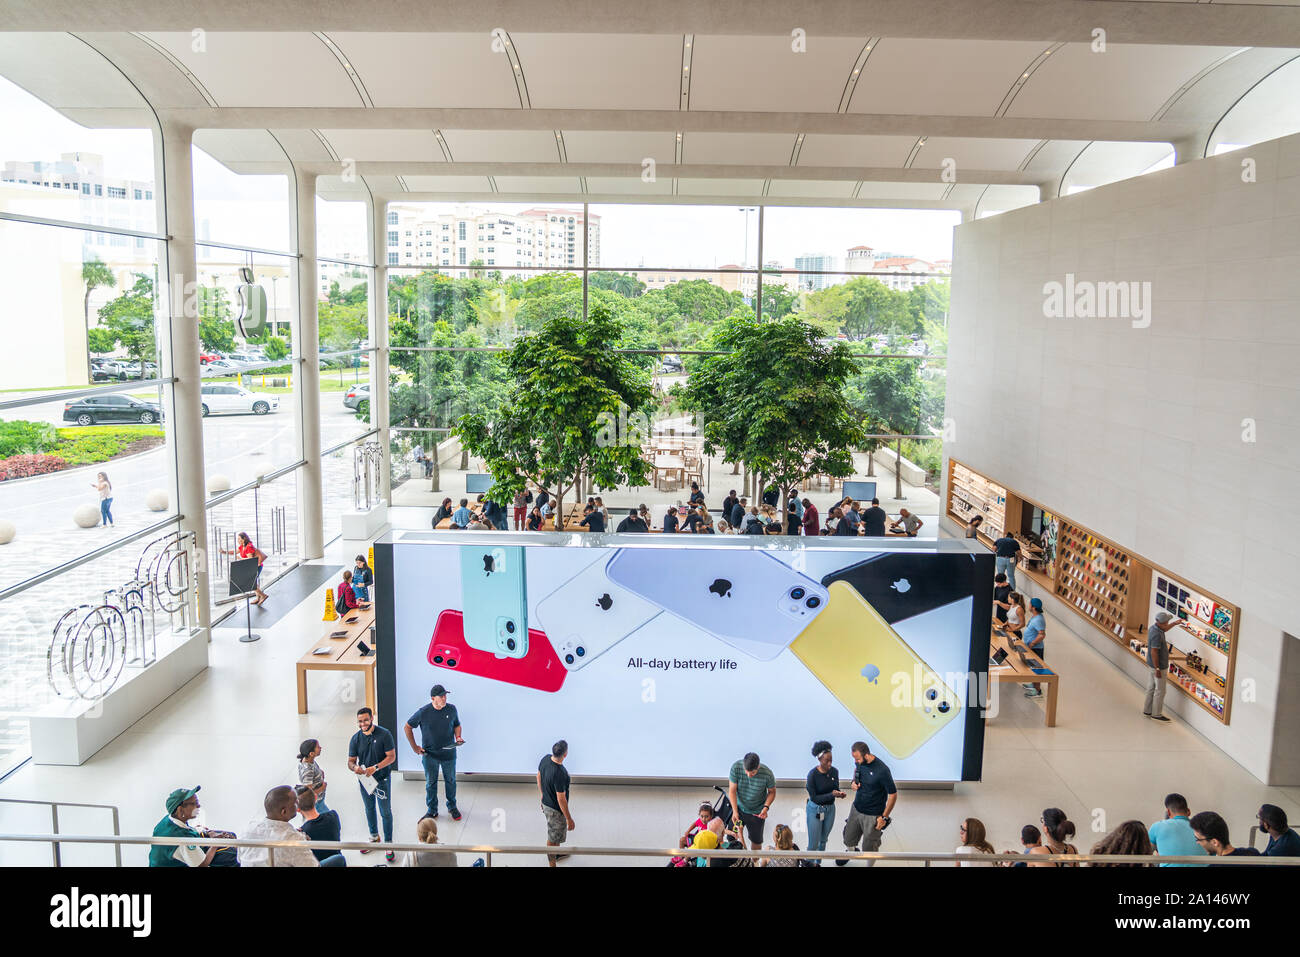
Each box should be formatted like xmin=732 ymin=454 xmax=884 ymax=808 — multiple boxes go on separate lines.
xmin=0 ymin=800 xmax=121 ymax=867
xmin=0 ymin=832 xmax=1290 ymax=868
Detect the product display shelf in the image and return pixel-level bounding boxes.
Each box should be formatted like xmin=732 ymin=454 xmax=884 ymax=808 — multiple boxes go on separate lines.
xmin=946 ymin=461 xmax=1007 ymax=541
xmin=1053 ymin=521 xmax=1132 ymax=638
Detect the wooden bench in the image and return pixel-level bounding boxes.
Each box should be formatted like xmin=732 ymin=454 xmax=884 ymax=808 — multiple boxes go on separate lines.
xmin=296 ymin=606 xmax=377 ymax=715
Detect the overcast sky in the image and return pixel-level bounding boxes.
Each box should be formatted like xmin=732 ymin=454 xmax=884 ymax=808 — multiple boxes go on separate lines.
xmin=3 ymin=75 xmax=958 ymax=267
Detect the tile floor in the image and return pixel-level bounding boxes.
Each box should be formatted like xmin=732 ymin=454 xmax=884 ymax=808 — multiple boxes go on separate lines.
xmin=2 ymin=533 xmax=1294 ymax=868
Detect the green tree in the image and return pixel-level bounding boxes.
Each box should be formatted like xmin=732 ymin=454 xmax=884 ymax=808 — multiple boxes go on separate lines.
xmin=760 ymin=283 xmax=797 ymax=320
xmin=263 ymin=335 xmax=289 ymax=361
xmin=97 ymin=273 xmax=157 ymax=364
xmin=318 ymin=300 xmax=368 ymax=353
xmin=81 ymin=258 xmax=117 ymax=380
xmin=86 ymin=327 xmax=117 ymax=356
xmin=197 ymin=285 xmax=236 ymax=352
xmin=680 ymin=313 xmax=864 ymax=519
xmin=845 ymin=349 xmax=925 ymax=499
xmin=589 ymin=271 xmax=646 ymax=298
xmin=454 ymin=304 xmax=654 ymax=525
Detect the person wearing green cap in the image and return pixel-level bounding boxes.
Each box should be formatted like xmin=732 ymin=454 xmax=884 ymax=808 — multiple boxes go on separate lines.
xmin=149 ymin=786 xmax=236 ymax=867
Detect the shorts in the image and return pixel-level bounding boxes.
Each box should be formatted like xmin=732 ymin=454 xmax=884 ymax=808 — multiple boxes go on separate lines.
xmin=543 ymin=805 xmax=567 ymax=845
xmin=737 ymin=810 xmax=767 ymax=845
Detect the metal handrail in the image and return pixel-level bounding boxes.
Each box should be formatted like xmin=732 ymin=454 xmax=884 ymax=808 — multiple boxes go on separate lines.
xmin=0 ymin=515 xmax=183 ymax=603
xmin=0 ymin=800 xmax=121 ymax=867
xmin=0 ymin=832 xmax=1291 ymax=868
xmin=322 ymin=429 xmax=381 ymax=458
xmin=388 ymin=345 xmax=943 ymax=360
xmin=0 ymin=377 xmax=177 ymax=413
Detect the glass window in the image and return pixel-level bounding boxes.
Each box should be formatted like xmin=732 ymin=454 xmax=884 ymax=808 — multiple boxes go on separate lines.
xmin=589 ymin=204 xmax=751 ymax=271
xmin=192 ymin=133 xmax=291 ymax=252
xmin=387 ymin=210 xmax=398 ymax=226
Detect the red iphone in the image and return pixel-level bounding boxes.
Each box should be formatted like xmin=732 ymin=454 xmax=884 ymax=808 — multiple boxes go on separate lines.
xmin=427 ymin=609 xmax=567 ymax=693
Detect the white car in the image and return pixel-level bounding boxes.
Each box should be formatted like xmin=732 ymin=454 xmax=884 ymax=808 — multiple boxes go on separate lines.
xmin=200 ymin=383 xmax=279 ymax=416
xmin=201 ymin=359 xmax=242 ymax=376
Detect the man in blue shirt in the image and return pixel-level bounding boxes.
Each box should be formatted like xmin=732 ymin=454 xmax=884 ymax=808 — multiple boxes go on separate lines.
xmin=451 ymin=498 xmax=472 ymax=528
xmin=404 ymin=684 xmax=464 ymax=820
xmin=1259 ymin=804 xmax=1300 ymax=858
xmin=1021 ymin=597 xmax=1047 ymax=697
xmin=1148 ymin=793 xmax=1207 ymax=866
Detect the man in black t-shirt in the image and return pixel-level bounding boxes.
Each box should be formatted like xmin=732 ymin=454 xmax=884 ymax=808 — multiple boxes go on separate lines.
xmin=682 ymin=506 xmax=704 ymax=533
xmin=861 ymin=498 xmax=888 ymax=537
xmin=404 ymin=684 xmax=464 ymax=820
xmin=663 ymin=506 xmax=680 ymax=534
xmin=839 ymin=741 xmax=897 ymax=867
xmin=993 ymin=533 xmax=1021 ymax=589
xmin=616 ymin=508 xmax=648 ymax=533
xmin=538 ymin=740 xmax=574 ymax=865
xmin=578 ymin=505 xmax=605 ymax=533
xmin=688 ymin=482 xmax=705 ymax=506
xmin=729 ymin=497 xmax=747 ymax=530
xmin=348 ymin=707 xmax=397 ymax=860
xmin=992 ymin=572 xmax=1012 ymax=624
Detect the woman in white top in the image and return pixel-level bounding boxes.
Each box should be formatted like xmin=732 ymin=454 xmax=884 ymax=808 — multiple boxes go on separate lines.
xmin=1005 ymin=592 xmax=1026 ymax=639
xmin=955 ymin=818 xmax=998 ymax=866
xmin=94 ymin=472 xmax=114 ymax=527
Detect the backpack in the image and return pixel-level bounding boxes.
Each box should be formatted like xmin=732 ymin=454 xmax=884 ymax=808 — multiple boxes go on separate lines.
xmin=334 ymin=587 xmax=349 ymax=617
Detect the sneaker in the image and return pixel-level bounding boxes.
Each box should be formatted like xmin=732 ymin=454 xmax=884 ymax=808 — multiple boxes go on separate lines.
xmin=385 ymin=851 xmax=396 ymax=862
xmin=1024 ymin=688 xmax=1042 ymax=697
xmin=359 ymin=836 xmax=380 ymax=854
xmin=449 ymin=808 xmax=462 ymax=821
xmin=1151 ymin=714 xmax=1171 ymax=722
xmin=1142 ymin=712 xmax=1152 ymax=717
xmin=428 ymin=810 xmax=439 ymax=819
xmin=835 ymin=857 xmax=850 ymax=867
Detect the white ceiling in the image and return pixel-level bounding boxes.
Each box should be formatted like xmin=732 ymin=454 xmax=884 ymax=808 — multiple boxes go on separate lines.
xmin=1 ymin=4 xmax=1299 ymax=214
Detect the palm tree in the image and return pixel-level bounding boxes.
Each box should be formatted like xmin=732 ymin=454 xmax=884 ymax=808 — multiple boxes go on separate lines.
xmin=82 ymin=258 xmax=117 ymax=381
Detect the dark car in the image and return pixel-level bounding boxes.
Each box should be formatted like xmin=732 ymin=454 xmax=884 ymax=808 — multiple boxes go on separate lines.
xmin=63 ymin=394 xmax=164 ymax=426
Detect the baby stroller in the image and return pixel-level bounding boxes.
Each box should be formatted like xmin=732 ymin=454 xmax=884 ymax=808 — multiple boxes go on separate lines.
xmin=669 ymin=786 xmax=738 ymax=867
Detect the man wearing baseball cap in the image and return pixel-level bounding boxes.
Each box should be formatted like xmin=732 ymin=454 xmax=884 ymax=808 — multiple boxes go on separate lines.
xmin=1020 ymin=598 xmax=1048 ymax=697
xmin=404 ymin=684 xmax=464 ymax=821
xmin=149 ymin=786 xmax=236 ymax=867
xmin=1145 ymin=611 xmax=1187 ymax=721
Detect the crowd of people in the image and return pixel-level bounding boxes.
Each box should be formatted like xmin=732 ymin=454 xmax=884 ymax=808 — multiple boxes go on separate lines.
xmin=429 ymin=482 xmax=927 ymax=540
xmin=149 ymin=701 xmax=1299 ymax=867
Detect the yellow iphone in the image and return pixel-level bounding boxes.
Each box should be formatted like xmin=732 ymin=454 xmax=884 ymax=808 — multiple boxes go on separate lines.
xmin=790 ymin=580 xmax=962 ymax=759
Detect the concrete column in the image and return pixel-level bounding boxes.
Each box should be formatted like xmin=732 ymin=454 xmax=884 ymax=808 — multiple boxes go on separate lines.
xmin=155 ymin=121 xmax=211 ymax=630
xmin=292 ymin=170 xmax=323 ymax=559
xmin=368 ymin=196 xmax=391 ymax=503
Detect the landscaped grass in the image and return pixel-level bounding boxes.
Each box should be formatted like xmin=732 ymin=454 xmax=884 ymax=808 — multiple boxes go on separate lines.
xmin=54 ymin=425 xmax=165 ymax=465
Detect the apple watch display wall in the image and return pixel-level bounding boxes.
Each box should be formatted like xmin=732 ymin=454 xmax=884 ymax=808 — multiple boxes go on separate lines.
xmin=383 ymin=537 xmax=987 ymax=781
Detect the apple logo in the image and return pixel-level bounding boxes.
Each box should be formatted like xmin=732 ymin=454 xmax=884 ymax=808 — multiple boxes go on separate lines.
xmin=860 ymin=664 xmax=881 ymax=684
xmin=708 ymin=578 xmax=732 ymax=598
xmin=595 ymin=593 xmax=613 ymax=611
xmin=890 ymin=578 xmax=911 ymax=594
xmin=481 ymin=554 xmax=496 ymax=576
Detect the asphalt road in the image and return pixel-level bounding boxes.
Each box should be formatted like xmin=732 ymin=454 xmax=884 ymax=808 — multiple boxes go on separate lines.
xmin=1 ymin=388 xmax=364 ymax=520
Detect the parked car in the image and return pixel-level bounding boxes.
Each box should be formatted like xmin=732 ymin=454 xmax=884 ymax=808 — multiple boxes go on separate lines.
xmin=659 ymin=355 xmax=683 ymax=373
xmin=201 ymin=359 xmax=242 ymax=376
xmin=199 ymin=383 xmax=279 ymax=416
xmin=343 ymin=382 xmax=370 ymax=411
xmin=119 ymin=360 xmax=159 ymax=379
xmin=199 ymin=352 xmax=222 ymax=365
xmin=63 ymin=394 xmax=163 ymax=425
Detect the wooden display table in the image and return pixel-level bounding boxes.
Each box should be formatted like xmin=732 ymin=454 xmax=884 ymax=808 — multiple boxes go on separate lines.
xmin=988 ymin=625 xmax=1060 ymax=726
xmin=296 ymin=606 xmax=377 ymax=715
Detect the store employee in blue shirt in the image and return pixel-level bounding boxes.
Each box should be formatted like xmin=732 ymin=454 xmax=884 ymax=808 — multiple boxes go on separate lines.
xmin=404 ymin=684 xmax=464 ymax=821
xmin=1019 ymin=597 xmax=1047 ymax=697
xmin=1148 ymin=793 xmax=1207 ymax=866
xmin=1259 ymin=804 xmax=1300 ymax=858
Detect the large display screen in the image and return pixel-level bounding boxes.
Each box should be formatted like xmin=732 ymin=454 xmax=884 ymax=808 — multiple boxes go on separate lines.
xmin=376 ymin=533 xmax=991 ymax=781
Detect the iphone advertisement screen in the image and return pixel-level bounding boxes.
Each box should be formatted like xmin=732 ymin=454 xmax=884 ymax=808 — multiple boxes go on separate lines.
xmin=376 ymin=533 xmax=991 ymax=782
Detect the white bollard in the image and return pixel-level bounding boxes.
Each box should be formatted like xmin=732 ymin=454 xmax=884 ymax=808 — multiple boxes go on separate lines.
xmin=73 ymin=504 xmax=101 ymax=528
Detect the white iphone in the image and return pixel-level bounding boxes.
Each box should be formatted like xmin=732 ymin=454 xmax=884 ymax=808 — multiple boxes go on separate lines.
xmin=603 ymin=546 xmax=829 ymax=661
xmin=534 ymin=552 xmax=665 ymax=670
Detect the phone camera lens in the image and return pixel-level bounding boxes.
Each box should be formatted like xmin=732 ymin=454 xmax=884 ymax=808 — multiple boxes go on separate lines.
xmin=447 ymin=658 xmax=457 ymax=668
xmin=576 ymin=646 xmax=585 ymax=657
xmin=506 ymin=637 xmax=516 ymax=651
xmin=790 ymin=586 xmax=806 ymax=600
xmin=806 ymin=596 xmax=821 ymax=609
xmin=926 ymin=688 xmax=938 ymax=701
xmin=938 ymin=701 xmax=951 ymax=714
xmin=565 ymin=654 xmax=575 ymax=664
xmin=433 ymin=655 xmax=443 ymax=664
xmin=506 ymin=620 xmax=516 ymax=633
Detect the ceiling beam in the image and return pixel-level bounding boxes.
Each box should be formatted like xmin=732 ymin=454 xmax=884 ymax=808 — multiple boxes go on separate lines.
xmin=237 ymin=160 xmax=1045 ymax=185
xmin=123 ymin=107 xmax=1198 ymax=143
xmin=374 ymin=191 xmax=976 ymax=212
xmin=4 ymin=0 xmax=1299 ymax=46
